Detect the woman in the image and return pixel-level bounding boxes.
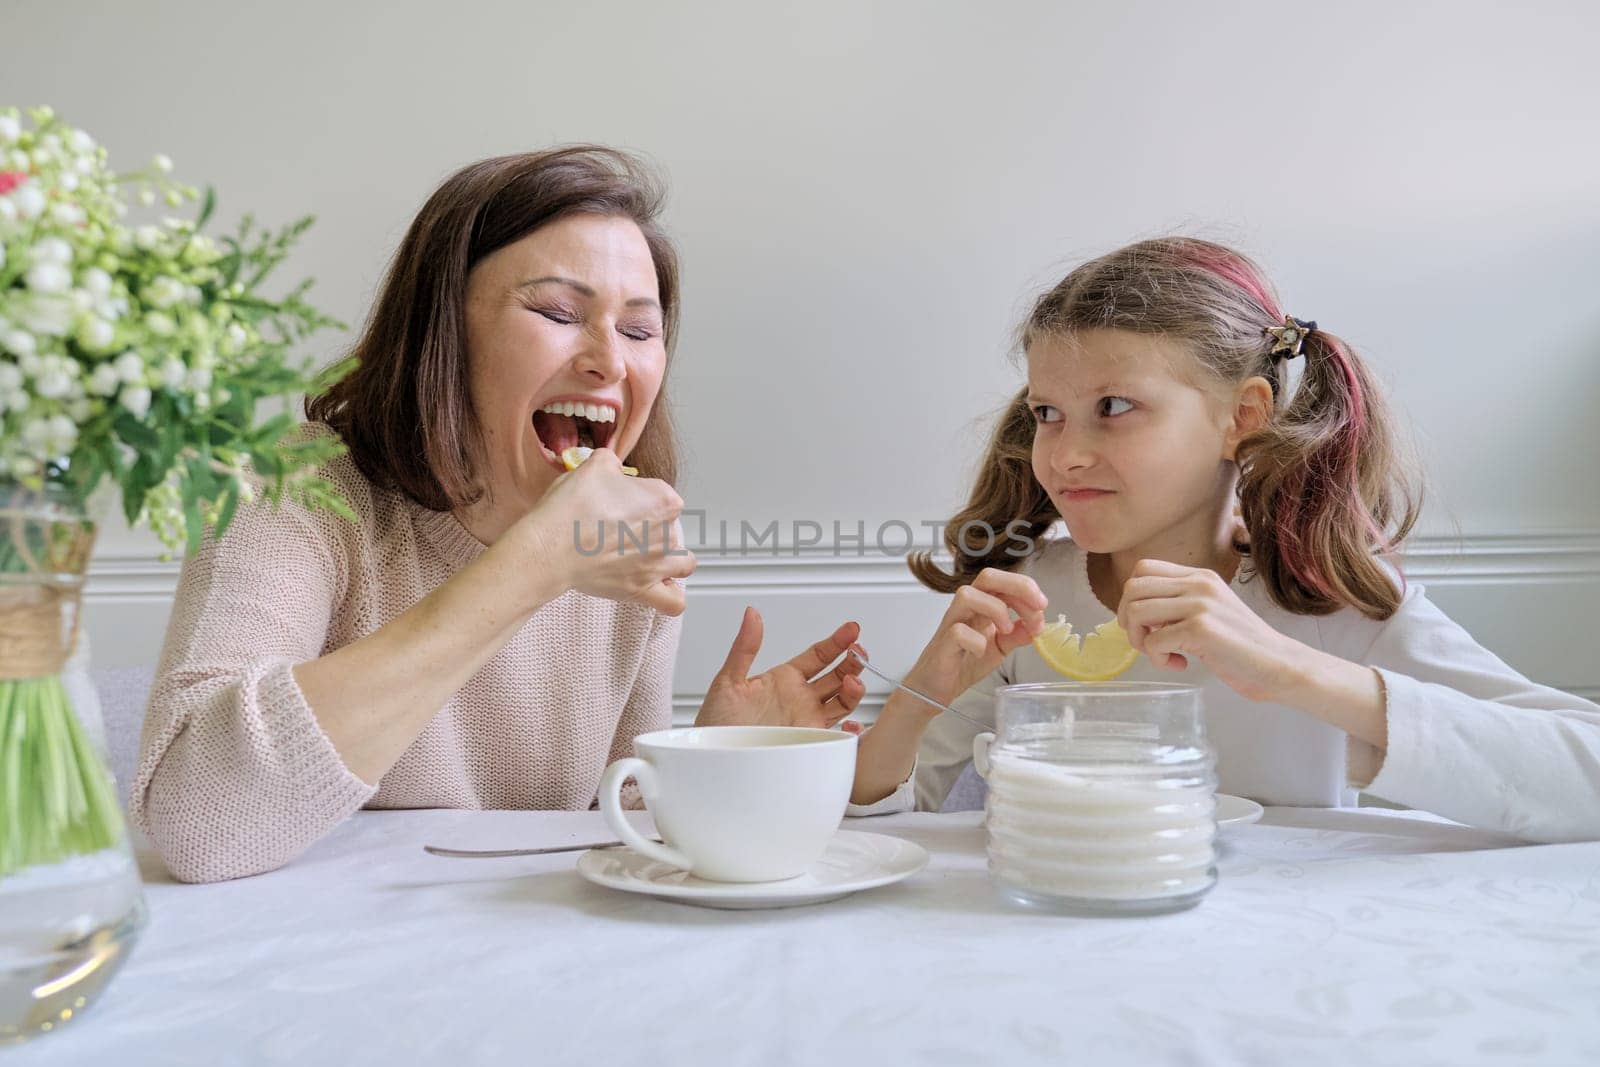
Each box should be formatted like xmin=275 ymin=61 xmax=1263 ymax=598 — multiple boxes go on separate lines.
xmin=130 ymin=147 xmax=867 ymax=883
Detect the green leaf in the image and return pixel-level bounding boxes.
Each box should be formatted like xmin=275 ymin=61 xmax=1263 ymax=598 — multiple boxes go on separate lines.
xmin=197 ymin=185 xmax=217 ymax=230
xmin=213 ymin=481 xmax=241 ymax=542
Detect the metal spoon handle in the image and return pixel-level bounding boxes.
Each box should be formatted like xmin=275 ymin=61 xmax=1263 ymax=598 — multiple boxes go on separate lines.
xmin=423 ymin=838 xmax=660 ymax=859
xmin=845 ymin=650 xmax=992 ymax=732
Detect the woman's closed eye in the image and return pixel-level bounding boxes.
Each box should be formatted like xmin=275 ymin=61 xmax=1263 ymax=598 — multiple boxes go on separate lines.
xmin=527 ymin=303 xmax=578 ymax=326
xmin=1097 ymin=396 xmax=1134 ymax=417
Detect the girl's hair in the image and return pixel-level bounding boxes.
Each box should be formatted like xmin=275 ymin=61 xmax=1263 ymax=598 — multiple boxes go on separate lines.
xmin=307 ymin=146 xmax=681 ymax=511
xmin=909 ymin=236 xmax=1421 ymax=620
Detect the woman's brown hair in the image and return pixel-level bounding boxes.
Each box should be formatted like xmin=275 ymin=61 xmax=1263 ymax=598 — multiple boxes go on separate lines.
xmin=910 ymin=237 xmax=1422 ymax=620
xmin=307 ymin=145 xmax=681 ymax=510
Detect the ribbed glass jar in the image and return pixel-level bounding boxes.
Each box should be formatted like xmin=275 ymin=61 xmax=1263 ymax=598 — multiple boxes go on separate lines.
xmin=974 ymin=682 xmax=1217 ymax=916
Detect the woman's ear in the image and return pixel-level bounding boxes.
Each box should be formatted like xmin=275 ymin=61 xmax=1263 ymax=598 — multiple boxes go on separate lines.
xmin=1223 ymin=376 xmax=1274 ymax=460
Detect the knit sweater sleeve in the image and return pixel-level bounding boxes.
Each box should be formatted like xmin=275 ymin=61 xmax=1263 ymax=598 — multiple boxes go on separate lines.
xmin=128 ymin=488 xmax=375 ymax=883
xmin=1357 ymin=582 xmax=1600 ymax=842
xmin=602 ymin=608 xmax=680 ymax=810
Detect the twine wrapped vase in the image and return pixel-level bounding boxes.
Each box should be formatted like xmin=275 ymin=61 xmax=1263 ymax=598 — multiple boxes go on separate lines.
xmin=0 ymin=484 xmax=146 ymax=1045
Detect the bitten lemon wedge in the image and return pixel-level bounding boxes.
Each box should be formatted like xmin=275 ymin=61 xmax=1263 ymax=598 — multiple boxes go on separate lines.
xmin=1031 ymin=614 xmax=1139 ymax=681
xmin=560 ymin=446 xmax=638 ymax=476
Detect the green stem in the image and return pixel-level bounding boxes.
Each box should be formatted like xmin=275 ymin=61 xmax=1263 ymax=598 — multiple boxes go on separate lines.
xmin=0 ymin=675 xmax=126 ymax=879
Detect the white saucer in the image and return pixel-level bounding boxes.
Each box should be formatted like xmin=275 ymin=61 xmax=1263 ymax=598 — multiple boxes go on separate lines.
xmin=576 ymin=829 xmax=929 ymax=910
xmin=1216 ymin=793 xmax=1265 ymax=827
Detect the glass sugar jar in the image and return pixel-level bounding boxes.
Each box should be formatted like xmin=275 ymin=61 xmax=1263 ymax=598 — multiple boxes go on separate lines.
xmin=973 ymin=682 xmax=1218 ymax=916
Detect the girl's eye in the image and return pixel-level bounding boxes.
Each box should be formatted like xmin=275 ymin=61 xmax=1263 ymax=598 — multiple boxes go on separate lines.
xmin=1098 ymin=396 xmax=1134 ymax=417
xmin=1031 ymin=404 xmax=1062 ymax=424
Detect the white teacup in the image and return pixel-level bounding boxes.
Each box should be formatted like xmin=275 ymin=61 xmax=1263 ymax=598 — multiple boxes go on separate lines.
xmin=598 ymin=726 xmax=857 ymax=882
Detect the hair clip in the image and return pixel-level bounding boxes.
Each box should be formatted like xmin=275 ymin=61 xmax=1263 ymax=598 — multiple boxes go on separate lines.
xmin=1265 ymin=315 xmax=1317 ymax=359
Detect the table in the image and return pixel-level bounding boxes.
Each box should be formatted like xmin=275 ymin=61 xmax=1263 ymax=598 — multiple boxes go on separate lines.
xmin=13 ymin=808 xmax=1600 ymax=1066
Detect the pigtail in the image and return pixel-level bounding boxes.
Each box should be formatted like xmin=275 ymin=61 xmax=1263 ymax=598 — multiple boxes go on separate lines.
xmin=908 ymin=390 xmax=1057 ymax=593
xmin=1235 ymin=328 xmax=1421 ymax=618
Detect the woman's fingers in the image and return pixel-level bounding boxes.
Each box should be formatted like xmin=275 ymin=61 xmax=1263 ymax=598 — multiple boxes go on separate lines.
xmin=636 ymin=576 xmax=687 ymax=617
xmin=715 ymin=606 xmax=765 ymax=682
xmin=785 ymin=620 xmax=861 ymax=678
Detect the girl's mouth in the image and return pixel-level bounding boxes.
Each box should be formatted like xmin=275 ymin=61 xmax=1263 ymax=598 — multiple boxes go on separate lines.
xmin=532 ymin=400 xmax=620 ymax=467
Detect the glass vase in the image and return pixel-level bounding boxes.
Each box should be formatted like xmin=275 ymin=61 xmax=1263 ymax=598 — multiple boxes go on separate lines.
xmin=0 ymin=483 xmax=146 ymax=1044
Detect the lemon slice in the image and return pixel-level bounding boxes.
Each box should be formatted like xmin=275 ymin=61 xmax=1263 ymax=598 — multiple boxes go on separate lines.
xmin=560 ymin=446 xmax=638 ymax=476
xmin=1031 ymin=614 xmax=1139 ymax=681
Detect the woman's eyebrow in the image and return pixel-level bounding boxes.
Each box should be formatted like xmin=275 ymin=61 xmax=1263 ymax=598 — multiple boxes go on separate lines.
xmin=516 ymin=275 xmax=661 ymax=310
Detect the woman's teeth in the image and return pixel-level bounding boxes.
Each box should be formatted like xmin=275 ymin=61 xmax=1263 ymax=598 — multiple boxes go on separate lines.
xmin=537 ymin=401 xmax=615 ymax=423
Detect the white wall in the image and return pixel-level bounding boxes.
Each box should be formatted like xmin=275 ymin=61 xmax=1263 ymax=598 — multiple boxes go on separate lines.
xmin=6 ymin=0 xmax=1598 ymax=709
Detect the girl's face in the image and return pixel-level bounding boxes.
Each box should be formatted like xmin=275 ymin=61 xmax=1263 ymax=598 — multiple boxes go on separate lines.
xmin=463 ymin=213 xmax=666 ymax=508
xmin=1027 ymin=329 xmax=1248 ymax=558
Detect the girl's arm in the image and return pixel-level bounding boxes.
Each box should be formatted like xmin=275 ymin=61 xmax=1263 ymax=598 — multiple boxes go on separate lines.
xmin=850 ymin=570 xmax=1045 ymax=807
xmin=1345 ymin=586 xmax=1600 ymax=843
xmin=1120 ymin=559 xmax=1600 ymax=842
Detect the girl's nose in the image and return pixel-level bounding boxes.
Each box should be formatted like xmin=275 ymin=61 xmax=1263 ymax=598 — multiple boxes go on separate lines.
xmin=1048 ymin=432 xmax=1095 ymax=473
xmin=573 ymin=327 xmax=626 ymax=384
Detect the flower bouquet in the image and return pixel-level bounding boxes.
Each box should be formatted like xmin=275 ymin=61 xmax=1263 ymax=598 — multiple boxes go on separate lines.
xmin=0 ymin=104 xmax=350 ymax=1040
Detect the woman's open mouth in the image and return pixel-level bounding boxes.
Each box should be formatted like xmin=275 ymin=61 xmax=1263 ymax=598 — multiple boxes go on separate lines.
xmin=532 ymin=400 xmax=620 ymax=469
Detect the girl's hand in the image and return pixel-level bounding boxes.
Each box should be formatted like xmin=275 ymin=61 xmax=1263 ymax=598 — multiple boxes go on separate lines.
xmin=1116 ymin=559 xmax=1309 ymax=702
xmin=520 ymin=448 xmax=696 ymax=616
xmin=696 ymin=608 xmax=866 ymax=729
xmin=903 ymin=568 xmax=1048 ymax=707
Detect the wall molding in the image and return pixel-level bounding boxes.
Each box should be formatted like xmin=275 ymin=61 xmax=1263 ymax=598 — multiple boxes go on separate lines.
xmin=83 ymin=532 xmax=1600 ymax=700
xmin=83 ymin=531 xmax=1600 ymax=602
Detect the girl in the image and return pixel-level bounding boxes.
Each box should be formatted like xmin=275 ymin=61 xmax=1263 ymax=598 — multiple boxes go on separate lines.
xmin=848 ymin=237 xmax=1600 ymax=843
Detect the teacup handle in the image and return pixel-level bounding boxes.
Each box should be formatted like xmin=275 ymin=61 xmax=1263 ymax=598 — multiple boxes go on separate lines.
xmin=598 ymin=757 xmax=693 ymax=870
xmin=972 ymin=732 xmax=996 ymax=779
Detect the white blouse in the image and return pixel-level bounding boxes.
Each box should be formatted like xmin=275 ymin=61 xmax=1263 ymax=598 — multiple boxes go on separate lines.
xmin=857 ymin=538 xmax=1600 ymax=844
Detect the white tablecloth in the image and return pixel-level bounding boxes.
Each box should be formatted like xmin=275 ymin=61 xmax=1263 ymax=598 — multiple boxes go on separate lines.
xmin=12 ymin=808 xmax=1600 ymax=1066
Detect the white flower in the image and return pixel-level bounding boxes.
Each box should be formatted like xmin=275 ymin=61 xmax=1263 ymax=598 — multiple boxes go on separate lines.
xmin=32 ymin=236 xmax=73 ymax=265
xmin=4 ymin=391 xmax=27 ymax=415
xmin=87 ymin=362 xmax=120 ymax=396
xmin=0 ymin=114 xmax=19 ymax=144
xmin=144 ymin=275 xmax=185 ymax=309
xmin=7 ymin=150 xmax=28 ymax=170
xmin=0 ymin=198 xmax=16 ymax=224
xmin=159 ymin=357 xmax=186 ymax=390
xmin=185 ymin=366 xmax=212 ymax=393
xmin=152 ymin=154 xmax=173 ymax=173
xmin=113 ymin=351 xmax=144 ymax=383
xmin=0 ymin=362 xmax=21 ymax=390
xmin=49 ymin=202 xmax=86 ymax=227
xmin=59 ymin=171 xmax=80 ymax=193
xmin=67 ymin=397 xmax=92 ymax=422
xmin=145 ymin=311 xmax=176 ymax=336
xmin=2 ymin=329 xmax=36 ymax=357
xmin=13 ymin=182 xmax=46 ymax=220
xmin=82 ymin=267 xmax=113 ymax=300
xmin=222 ymin=322 xmax=248 ymax=354
xmin=77 ymin=317 xmax=115 ymax=353
xmin=133 ymin=225 xmax=163 ymax=250
xmin=25 ymin=262 xmax=72 ymax=294
xmin=18 ymin=352 xmax=40 ymax=375
xmin=69 ymin=130 xmax=94 ymax=153
xmin=19 ymin=295 xmax=75 ymax=336
xmin=137 ymin=188 xmax=155 ymax=207
xmin=120 ymin=385 xmax=152 ymax=419
xmin=34 ymin=365 xmax=73 ymax=399
xmin=22 ymin=414 xmax=78 ymax=459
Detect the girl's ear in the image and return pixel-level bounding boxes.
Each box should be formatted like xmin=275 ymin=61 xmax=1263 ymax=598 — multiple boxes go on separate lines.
xmin=1222 ymin=376 xmax=1274 ymax=460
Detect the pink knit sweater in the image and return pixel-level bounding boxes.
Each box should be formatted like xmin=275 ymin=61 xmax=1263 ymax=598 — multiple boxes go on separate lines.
xmin=129 ymin=435 xmax=681 ymax=883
